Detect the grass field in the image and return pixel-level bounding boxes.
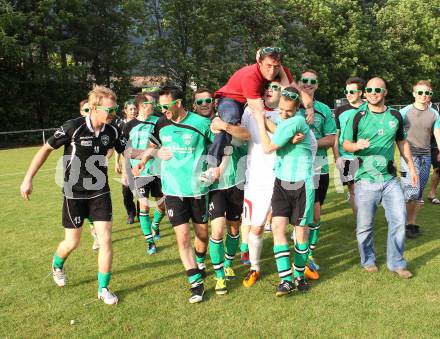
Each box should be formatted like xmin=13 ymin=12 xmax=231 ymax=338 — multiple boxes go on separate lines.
xmin=1 ymin=146 xmax=440 ymax=338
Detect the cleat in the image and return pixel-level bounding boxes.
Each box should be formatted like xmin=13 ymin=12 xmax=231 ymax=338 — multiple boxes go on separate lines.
xmin=127 ymin=214 xmax=135 ymax=224
xmin=189 ymin=284 xmax=205 ymax=304
xmin=52 ymin=266 xmax=67 ymax=287
xmin=276 ymin=280 xmax=295 ymax=297
xmin=264 ymin=221 xmax=272 ymax=233
xmin=215 ymin=278 xmax=228 ymax=295
xmin=308 ymin=256 xmax=320 ymax=271
xmin=98 ymin=287 xmax=118 ymax=305
xmin=92 ymin=239 xmax=100 ymax=251
xmin=197 ymin=263 xmax=207 ymax=278
xmin=243 ymin=270 xmax=260 ymax=288
xmin=147 ymin=242 xmax=157 ymax=255
xmin=240 ymin=251 xmax=251 ymax=265
xmin=294 ymin=276 xmax=310 ymax=293
xmin=305 ymin=265 xmax=320 ymax=280
xmin=224 ymin=267 xmax=236 ymax=281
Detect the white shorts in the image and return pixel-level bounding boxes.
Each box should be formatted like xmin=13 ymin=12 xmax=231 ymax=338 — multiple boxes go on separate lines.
xmin=243 ymin=187 xmax=273 ymax=226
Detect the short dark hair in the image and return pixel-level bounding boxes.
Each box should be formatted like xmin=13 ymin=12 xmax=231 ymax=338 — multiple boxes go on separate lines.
xmin=346 ymin=77 xmax=365 ymax=91
xmin=301 ymin=69 xmax=318 ymax=77
xmin=135 ymin=93 xmax=155 ymax=109
xmin=193 ymin=87 xmax=213 ymax=100
xmin=159 ymin=86 xmax=184 ymax=101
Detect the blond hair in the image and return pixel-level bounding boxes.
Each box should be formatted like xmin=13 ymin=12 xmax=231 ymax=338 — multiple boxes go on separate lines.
xmin=88 ymin=85 xmax=117 ymax=109
xmin=413 ymin=80 xmax=432 ymax=91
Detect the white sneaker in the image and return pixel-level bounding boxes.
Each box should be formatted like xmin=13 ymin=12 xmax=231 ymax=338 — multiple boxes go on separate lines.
xmin=92 ymin=239 xmax=100 ymax=251
xmin=52 ymin=267 xmax=67 ymax=287
xmin=264 ymin=221 xmax=272 ymax=233
xmin=98 ymin=287 xmax=118 ymax=305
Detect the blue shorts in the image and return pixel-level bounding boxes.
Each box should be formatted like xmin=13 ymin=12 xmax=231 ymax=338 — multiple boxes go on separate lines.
xmin=400 ymin=155 xmax=431 ymax=201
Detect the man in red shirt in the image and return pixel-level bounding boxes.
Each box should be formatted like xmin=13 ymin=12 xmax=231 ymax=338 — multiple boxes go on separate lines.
xmin=209 ymin=47 xmax=293 ymax=166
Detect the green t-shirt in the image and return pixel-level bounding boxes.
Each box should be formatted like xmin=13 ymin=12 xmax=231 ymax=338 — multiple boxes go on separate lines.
xmin=343 ymin=105 xmax=406 ymax=183
xmin=153 ymin=112 xmax=214 ymax=197
xmin=298 ymin=100 xmax=336 ymax=174
xmin=123 ymin=116 xmax=160 ymax=177
xmin=211 ymin=142 xmax=247 ymax=191
xmin=272 ymin=115 xmax=313 ymax=182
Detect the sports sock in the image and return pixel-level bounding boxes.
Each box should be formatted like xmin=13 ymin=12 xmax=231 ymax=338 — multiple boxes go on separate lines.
xmin=139 ymin=210 xmax=154 ymax=244
xmin=209 ymin=237 xmax=225 ymax=279
xmin=152 ymin=208 xmax=164 ymax=231
xmin=195 ymin=250 xmax=206 ymax=268
xmin=224 ymin=232 xmax=240 ymax=268
xmin=273 ymin=244 xmax=292 ymax=282
xmin=240 ymin=242 xmax=249 ymax=253
xmin=186 ymin=268 xmax=203 ymax=287
xmin=248 ymin=232 xmax=263 ymax=271
xmin=97 ymin=272 xmax=111 ymax=292
xmin=309 ymin=222 xmax=321 ymax=257
xmin=53 ymin=253 xmax=65 ymax=269
xmin=293 ymin=241 xmax=309 ymax=278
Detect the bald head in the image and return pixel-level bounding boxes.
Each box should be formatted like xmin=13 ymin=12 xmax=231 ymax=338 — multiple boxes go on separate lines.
xmin=366 ymin=77 xmax=387 ymax=89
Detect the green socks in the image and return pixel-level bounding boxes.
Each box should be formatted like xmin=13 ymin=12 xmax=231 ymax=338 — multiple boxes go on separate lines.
xmin=273 ymin=244 xmax=292 ymax=282
xmin=224 ymin=233 xmax=240 ymax=268
xmin=195 ymin=250 xmax=206 ymax=266
xmin=240 ymin=242 xmax=249 ymax=253
xmin=139 ymin=210 xmax=154 ymax=243
xmin=152 ymin=208 xmax=164 ymax=231
xmin=309 ymin=222 xmax=321 ymax=257
xmin=53 ymin=253 xmax=65 ymax=269
xmin=187 ymin=268 xmax=203 ymax=287
xmin=209 ymin=237 xmax=225 ymax=279
xmin=293 ymin=241 xmax=309 ymax=278
xmin=97 ymin=272 xmax=111 ymax=292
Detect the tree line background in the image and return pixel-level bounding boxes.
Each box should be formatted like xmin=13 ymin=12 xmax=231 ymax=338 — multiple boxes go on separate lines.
xmin=1 ymin=0 xmax=438 ymax=133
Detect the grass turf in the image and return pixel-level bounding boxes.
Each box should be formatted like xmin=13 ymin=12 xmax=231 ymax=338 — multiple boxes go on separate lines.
xmin=1 ymin=146 xmax=440 ymax=338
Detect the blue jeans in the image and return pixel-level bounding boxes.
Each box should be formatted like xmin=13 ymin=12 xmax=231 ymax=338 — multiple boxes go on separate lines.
xmin=354 ymin=177 xmax=407 ymax=270
xmin=208 ymin=98 xmax=244 ymax=166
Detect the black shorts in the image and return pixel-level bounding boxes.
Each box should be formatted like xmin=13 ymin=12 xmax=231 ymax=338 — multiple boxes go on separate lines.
xmin=134 ymin=176 xmax=163 ymax=199
xmin=271 ymin=179 xmax=306 ymax=226
xmin=209 ymin=186 xmax=244 ymax=221
xmin=314 ymin=173 xmax=329 ymax=205
xmin=339 ymin=159 xmax=358 ymax=186
xmin=431 ymin=148 xmax=439 ymax=171
xmin=62 ymin=194 xmax=112 ymax=229
xmin=165 ymin=195 xmax=208 ymax=227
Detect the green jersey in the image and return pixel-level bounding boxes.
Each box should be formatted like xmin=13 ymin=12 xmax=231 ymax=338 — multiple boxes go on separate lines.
xmin=272 ymin=115 xmax=313 ymax=182
xmin=343 ymin=105 xmax=406 ymax=183
xmin=298 ymin=100 xmax=336 ymax=174
xmin=123 ymin=116 xmax=160 ymax=177
xmin=210 ymin=142 xmax=247 ymax=191
xmin=152 ymin=112 xmax=214 ymax=197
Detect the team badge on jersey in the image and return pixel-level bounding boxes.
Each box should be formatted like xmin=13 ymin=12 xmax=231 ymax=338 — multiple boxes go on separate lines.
xmin=182 ymin=134 xmax=192 ymax=145
xmin=101 ymin=135 xmax=110 ymax=146
xmin=54 ymin=127 xmax=65 ymax=138
xmin=378 ymin=129 xmax=384 ymax=135
xmin=389 ymin=121 xmax=397 ymax=129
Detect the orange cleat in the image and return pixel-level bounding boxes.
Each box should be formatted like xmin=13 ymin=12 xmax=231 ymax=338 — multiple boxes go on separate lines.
xmin=243 ymin=270 xmax=260 ymax=288
xmin=305 ymin=265 xmax=320 ymax=280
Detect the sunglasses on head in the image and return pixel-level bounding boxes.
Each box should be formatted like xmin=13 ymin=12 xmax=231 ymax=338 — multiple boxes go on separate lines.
xmin=157 ymin=99 xmax=180 ymax=110
xmin=365 ymin=87 xmax=385 ymax=94
xmin=142 ymin=87 xmax=160 ymax=93
xmin=416 ymin=90 xmax=433 ymax=96
xmin=301 ymin=77 xmax=318 ymax=85
xmin=344 ymin=89 xmax=361 ymax=95
xmin=261 ymin=47 xmax=281 ymax=55
xmin=194 ymin=98 xmax=214 ymax=106
xmin=82 ymin=107 xmax=90 ymax=113
xmin=281 ymin=90 xmax=299 ymax=101
xmin=96 ymin=105 xmax=119 ymax=114
xmin=265 ymin=83 xmax=282 ymax=91
xmin=142 ymin=101 xmax=156 ymax=105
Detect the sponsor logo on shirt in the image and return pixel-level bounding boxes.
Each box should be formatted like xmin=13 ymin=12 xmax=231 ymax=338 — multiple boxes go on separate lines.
xmin=162 ymin=135 xmax=172 ymax=143
xmin=101 ymin=135 xmax=110 ymax=146
xmin=182 ymin=134 xmax=192 ymax=145
xmin=80 ymin=136 xmax=93 ymax=140
xmin=54 ymin=128 xmax=65 ymax=138
xmin=81 ymin=140 xmax=93 ymax=146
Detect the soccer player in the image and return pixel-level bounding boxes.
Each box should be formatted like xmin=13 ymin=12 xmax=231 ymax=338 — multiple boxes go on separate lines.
xmin=134 ymin=86 xmax=214 ymax=303
xmin=428 ymin=96 xmax=440 ymax=204
xmin=20 ymin=86 xmax=127 ymax=304
xmin=193 ymin=88 xmax=215 ymax=119
xmin=123 ymin=92 xmax=165 ymax=254
xmin=343 ymin=77 xmax=418 ymax=279
xmin=298 ymin=69 xmax=336 ymax=276
xmin=115 ymin=100 xmax=139 ymax=224
xmin=254 ymin=87 xmax=315 ymax=296
xmin=333 ymin=77 xmax=365 ymax=216
xmin=399 ymin=80 xmax=440 ymax=238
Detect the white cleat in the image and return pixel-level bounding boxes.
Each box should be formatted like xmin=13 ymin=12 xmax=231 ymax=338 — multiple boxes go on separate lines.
xmin=264 ymin=221 xmax=272 ymax=233
xmin=92 ymin=239 xmax=100 ymax=251
xmin=52 ymin=267 xmax=67 ymax=287
xmin=98 ymin=287 xmax=118 ymax=305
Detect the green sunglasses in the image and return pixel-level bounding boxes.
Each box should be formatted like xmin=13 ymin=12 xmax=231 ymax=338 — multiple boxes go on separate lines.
xmin=416 ymin=90 xmax=433 ymax=96
xmin=265 ymin=83 xmax=282 ymax=91
xmin=82 ymin=107 xmax=90 ymax=113
xmin=96 ymin=105 xmax=119 ymax=114
xmin=344 ymin=89 xmax=361 ymax=95
xmin=281 ymin=89 xmax=299 ymax=101
xmin=301 ymin=77 xmax=318 ymax=85
xmin=261 ymin=47 xmax=281 ymax=54
xmin=142 ymin=87 xmax=160 ymax=93
xmin=365 ymin=87 xmax=385 ymax=94
xmin=157 ymin=99 xmax=180 ymax=110
xmin=194 ymin=98 xmax=214 ymax=106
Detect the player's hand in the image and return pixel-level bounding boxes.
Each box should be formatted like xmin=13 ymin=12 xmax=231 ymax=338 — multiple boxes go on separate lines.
xmin=411 ymin=171 xmax=419 ymax=187
xmin=306 ymin=109 xmax=314 ymax=125
xmin=437 ymin=152 xmax=440 ymax=163
xmin=132 ymin=163 xmax=144 ymax=176
xmin=291 ymin=132 xmax=304 ymax=144
xmin=157 ymin=147 xmax=173 ymax=161
xmin=356 ymin=139 xmax=370 ymax=150
xmin=335 ymin=157 xmax=345 ymax=171
xmin=210 ymin=117 xmax=226 ymax=135
xmin=20 ymin=179 xmax=33 ymax=200
xmin=115 ymin=162 xmax=122 ymax=174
